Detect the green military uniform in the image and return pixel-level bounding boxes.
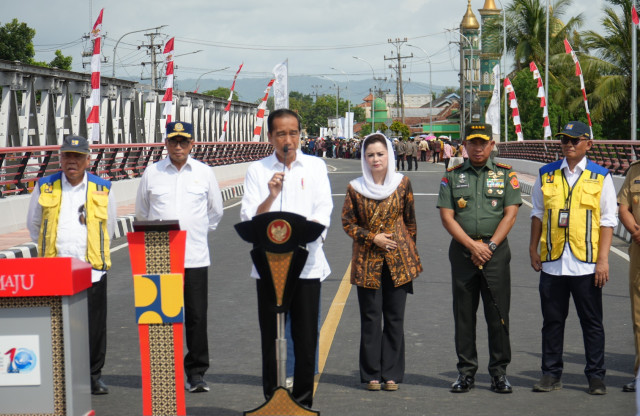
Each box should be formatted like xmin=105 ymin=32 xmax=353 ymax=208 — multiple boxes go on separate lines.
xmin=437 ymin=157 xmax=522 ymax=378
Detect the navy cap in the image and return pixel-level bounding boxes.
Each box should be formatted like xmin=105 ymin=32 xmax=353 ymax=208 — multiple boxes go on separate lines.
xmin=555 ymin=121 xmax=591 ymax=139
xmin=465 ymin=123 xmax=492 ymax=141
xmin=166 ymin=122 xmax=193 ymax=139
xmin=60 ymin=135 xmax=90 ymax=154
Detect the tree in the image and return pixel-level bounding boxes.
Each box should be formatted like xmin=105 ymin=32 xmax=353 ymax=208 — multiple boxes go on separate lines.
xmin=0 ymin=20 xmax=73 ymax=71
xmin=487 ymin=0 xmax=583 ymax=72
xmin=203 ymin=87 xmax=238 ymax=101
xmin=580 ymin=0 xmax=639 ymax=138
xmin=0 ymin=19 xmax=36 ymax=63
xmin=286 ymin=92 xmax=366 ymax=136
xmin=389 ymin=120 xmax=411 ymax=139
xmin=439 ymin=87 xmax=460 ymax=97
xmin=49 ymin=50 xmax=73 ymax=71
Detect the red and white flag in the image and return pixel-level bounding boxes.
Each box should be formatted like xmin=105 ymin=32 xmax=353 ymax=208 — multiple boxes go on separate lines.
xmin=504 ymin=77 xmax=524 ymax=141
xmin=564 ymin=39 xmax=593 ymax=137
xmin=529 ymin=62 xmax=552 ymax=139
xmin=86 ymin=8 xmax=103 ymax=143
xmin=253 ymin=78 xmax=275 ymax=141
xmin=632 ymin=4 xmax=639 ymax=25
xmin=219 ymin=63 xmax=243 ymax=141
xmin=161 ymin=37 xmax=175 ymax=133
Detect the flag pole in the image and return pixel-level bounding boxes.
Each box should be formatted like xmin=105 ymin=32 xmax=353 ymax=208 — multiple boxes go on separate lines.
xmin=632 ymin=0 xmax=638 ymax=143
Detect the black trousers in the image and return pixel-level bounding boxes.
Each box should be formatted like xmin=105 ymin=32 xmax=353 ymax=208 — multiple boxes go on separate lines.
xmin=406 ymin=155 xmax=415 ymax=171
xmin=450 ymin=238 xmax=511 ymax=377
xmin=539 ymin=271 xmax=605 ymax=380
xmin=184 ymin=267 xmax=210 ymax=377
xmin=257 ymin=278 xmax=320 ymax=408
xmin=356 ymin=264 xmax=411 ymax=383
xmin=88 ymin=274 xmax=107 ymax=381
xmin=396 ymin=155 xmax=405 ymax=171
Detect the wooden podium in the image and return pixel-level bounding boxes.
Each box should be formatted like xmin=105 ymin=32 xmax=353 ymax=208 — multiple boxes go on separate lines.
xmin=0 ymin=257 xmax=94 ymax=416
xmin=127 ymin=220 xmax=187 ymax=416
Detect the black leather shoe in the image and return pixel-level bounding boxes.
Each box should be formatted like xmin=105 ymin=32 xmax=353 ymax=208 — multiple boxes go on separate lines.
xmin=490 ymin=375 xmax=513 ymax=394
xmin=91 ymin=377 xmax=109 ymax=395
xmin=623 ymin=379 xmax=636 ymax=392
xmin=450 ymin=374 xmax=475 ymax=393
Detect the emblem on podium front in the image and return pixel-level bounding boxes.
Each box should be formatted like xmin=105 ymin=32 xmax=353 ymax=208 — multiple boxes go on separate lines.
xmin=267 ymin=219 xmax=292 ymax=244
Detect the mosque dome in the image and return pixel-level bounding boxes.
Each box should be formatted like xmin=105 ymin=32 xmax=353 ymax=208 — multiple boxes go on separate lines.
xmin=461 ymin=0 xmax=480 ymax=29
xmin=481 ymin=0 xmax=498 ymax=10
xmin=373 ymin=98 xmax=387 ymax=110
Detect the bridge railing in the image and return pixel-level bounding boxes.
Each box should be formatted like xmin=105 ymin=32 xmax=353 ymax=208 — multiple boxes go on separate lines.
xmin=0 ymin=142 xmax=273 ymax=197
xmin=497 ymin=140 xmax=640 ymax=175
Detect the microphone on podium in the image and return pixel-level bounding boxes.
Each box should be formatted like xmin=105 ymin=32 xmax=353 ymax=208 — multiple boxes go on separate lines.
xmin=280 ymin=145 xmax=288 ymax=211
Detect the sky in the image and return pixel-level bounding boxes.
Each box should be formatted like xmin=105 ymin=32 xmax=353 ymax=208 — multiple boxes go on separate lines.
xmin=4 ymin=0 xmax=608 ymax=98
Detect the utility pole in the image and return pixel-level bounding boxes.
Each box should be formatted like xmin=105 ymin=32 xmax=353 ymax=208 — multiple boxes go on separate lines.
xmin=139 ymin=31 xmax=165 ymax=89
xmin=311 ymin=84 xmax=322 ymax=102
xmin=385 ymin=38 xmax=413 ymax=123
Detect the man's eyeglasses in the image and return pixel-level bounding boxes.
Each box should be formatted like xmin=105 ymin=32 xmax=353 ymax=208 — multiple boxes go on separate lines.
xmin=167 ymin=138 xmax=192 ymax=148
xmin=78 ymin=204 xmax=86 ymax=225
xmin=560 ymin=136 xmax=588 ymax=146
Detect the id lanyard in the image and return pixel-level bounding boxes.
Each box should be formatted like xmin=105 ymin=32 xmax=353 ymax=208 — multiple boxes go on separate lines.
xmin=559 ymin=169 xmax=586 ymax=228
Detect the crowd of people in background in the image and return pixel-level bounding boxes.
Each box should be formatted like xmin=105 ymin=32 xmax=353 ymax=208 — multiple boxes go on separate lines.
xmin=299 ymin=134 xmax=470 ymax=171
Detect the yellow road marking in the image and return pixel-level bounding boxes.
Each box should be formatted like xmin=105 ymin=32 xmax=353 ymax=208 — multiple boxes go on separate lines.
xmin=313 ymin=262 xmax=352 ymax=395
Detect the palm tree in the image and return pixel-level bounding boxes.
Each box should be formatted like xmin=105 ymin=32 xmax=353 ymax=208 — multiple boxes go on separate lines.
xmin=581 ymin=0 xmax=639 ymax=136
xmin=502 ymin=0 xmax=583 ymax=72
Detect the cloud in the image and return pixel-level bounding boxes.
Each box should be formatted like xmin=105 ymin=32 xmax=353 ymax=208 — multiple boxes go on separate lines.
xmin=3 ymin=0 xmax=607 ymax=88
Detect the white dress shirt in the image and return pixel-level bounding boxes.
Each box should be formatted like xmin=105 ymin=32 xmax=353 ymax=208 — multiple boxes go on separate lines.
xmin=530 ymin=157 xmax=618 ymax=276
xmin=136 ymin=156 xmax=224 ymax=268
xmin=240 ymin=150 xmax=333 ymax=280
xmin=27 ymin=172 xmax=117 ymax=283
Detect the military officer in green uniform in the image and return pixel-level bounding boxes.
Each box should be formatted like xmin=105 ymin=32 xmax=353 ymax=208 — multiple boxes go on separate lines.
xmin=437 ymin=123 xmax=522 ymax=394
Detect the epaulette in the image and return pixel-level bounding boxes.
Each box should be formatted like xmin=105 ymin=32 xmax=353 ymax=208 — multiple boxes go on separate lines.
xmin=447 ymin=163 xmax=464 ymax=172
xmin=495 ymin=162 xmax=512 ymax=170
xmin=630 ymin=160 xmax=640 ymax=167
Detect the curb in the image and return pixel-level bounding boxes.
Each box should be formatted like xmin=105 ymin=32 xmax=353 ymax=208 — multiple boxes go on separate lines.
xmin=0 ymin=184 xmax=246 ymax=259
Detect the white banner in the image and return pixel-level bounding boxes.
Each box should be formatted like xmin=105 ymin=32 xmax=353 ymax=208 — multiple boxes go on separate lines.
xmin=272 ymin=60 xmax=289 ymax=110
xmin=345 ymin=112 xmax=354 ymax=139
xmin=485 ymin=65 xmax=501 ymax=141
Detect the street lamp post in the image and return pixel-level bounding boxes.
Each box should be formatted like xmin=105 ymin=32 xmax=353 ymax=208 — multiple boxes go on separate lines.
xmin=407 ymin=44 xmax=433 ymax=136
xmin=448 ymin=29 xmax=474 ymax=135
xmin=497 ymin=0 xmax=508 ymax=142
xmin=353 ymin=56 xmax=376 ymax=134
xmin=320 ymin=75 xmax=339 ymax=137
xmin=331 ymin=66 xmax=351 ymax=138
xmin=545 ymin=0 xmax=550 ymax=104
xmin=194 ymin=66 xmax=230 ymax=93
xmin=112 ymin=25 xmax=167 ymax=78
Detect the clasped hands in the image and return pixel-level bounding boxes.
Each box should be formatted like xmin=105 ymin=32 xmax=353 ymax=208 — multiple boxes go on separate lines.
xmin=469 ymin=240 xmax=492 ymax=267
xmin=373 ymin=233 xmax=397 ymax=252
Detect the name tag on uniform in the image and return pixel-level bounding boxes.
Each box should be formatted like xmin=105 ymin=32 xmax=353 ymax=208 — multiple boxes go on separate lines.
xmin=558 ymin=209 xmax=570 ymax=228
xmin=486 ymin=178 xmax=504 ymax=188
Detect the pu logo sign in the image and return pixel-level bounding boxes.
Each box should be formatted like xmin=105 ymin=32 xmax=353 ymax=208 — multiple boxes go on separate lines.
xmin=134 ymin=274 xmax=184 ymax=324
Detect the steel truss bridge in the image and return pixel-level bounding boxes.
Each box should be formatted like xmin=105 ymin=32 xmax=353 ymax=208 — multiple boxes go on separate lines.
xmin=0 ymin=59 xmax=262 ymax=148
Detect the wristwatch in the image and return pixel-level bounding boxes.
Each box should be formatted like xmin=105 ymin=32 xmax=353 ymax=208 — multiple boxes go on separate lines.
xmin=488 ymin=241 xmax=498 ymax=253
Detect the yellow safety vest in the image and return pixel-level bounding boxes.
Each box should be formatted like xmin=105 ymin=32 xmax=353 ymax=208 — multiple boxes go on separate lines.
xmin=37 ymin=172 xmax=111 ymax=271
xmin=539 ymin=160 xmax=608 ymax=263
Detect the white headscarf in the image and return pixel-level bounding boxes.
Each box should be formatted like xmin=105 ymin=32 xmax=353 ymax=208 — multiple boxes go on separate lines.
xmin=349 ymin=133 xmax=404 ymax=200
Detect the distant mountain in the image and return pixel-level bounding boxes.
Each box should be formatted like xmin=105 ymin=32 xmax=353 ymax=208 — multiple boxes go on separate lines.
xmin=131 ymin=75 xmax=449 ymax=104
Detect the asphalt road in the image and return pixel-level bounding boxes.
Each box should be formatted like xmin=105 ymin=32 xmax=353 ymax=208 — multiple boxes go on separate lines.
xmin=92 ymin=157 xmax=636 ymax=416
